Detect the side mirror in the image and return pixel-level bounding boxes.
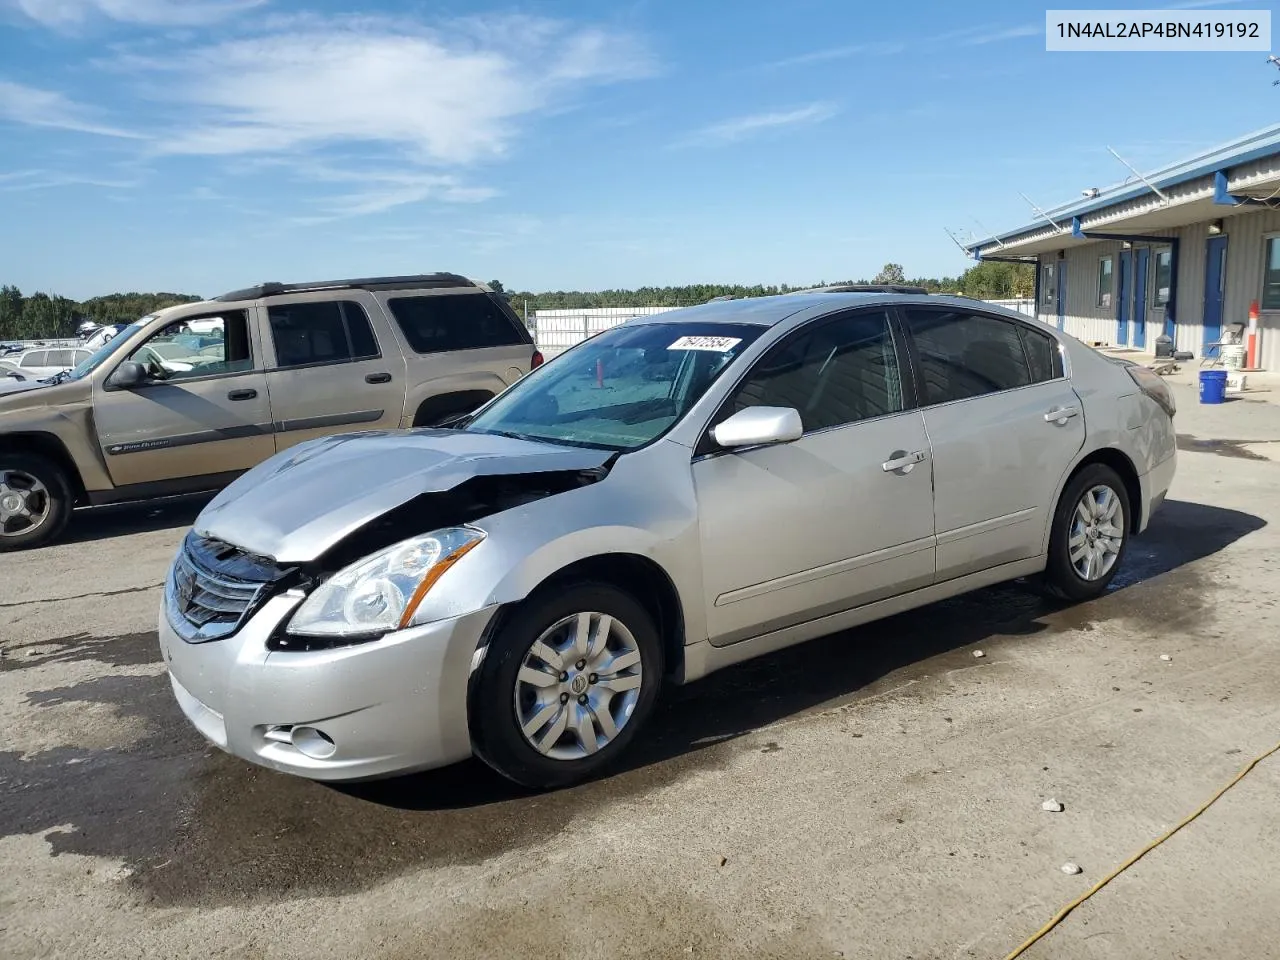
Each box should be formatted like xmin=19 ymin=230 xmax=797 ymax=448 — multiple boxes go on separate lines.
xmin=108 ymin=361 xmax=148 ymax=389
xmin=712 ymin=406 xmax=803 ymax=450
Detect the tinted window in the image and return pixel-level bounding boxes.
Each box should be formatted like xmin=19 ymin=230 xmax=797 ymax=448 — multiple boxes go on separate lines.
xmin=904 ymin=309 xmax=1032 ymax=404
xmin=389 ymin=293 xmax=525 ymax=353
xmin=129 ymin=312 xmax=252 ymax=381
xmin=45 ymin=350 xmax=72 ymax=366
xmin=1018 ymin=325 xmax=1063 ymax=383
xmin=21 ymin=352 xmax=47 ymax=367
xmin=268 ymin=300 xmax=378 ymax=367
xmin=733 ymin=310 xmax=903 ymax=432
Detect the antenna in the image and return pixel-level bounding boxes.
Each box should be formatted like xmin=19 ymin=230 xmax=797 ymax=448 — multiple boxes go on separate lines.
xmin=1270 ymin=54 xmax=1280 ymax=85
xmin=1106 ymin=146 xmax=1169 ymax=202
xmin=944 ymin=227 xmax=974 ymax=257
xmin=971 ymin=217 xmax=1006 ymax=248
xmin=1018 ymin=192 xmax=1065 ymax=231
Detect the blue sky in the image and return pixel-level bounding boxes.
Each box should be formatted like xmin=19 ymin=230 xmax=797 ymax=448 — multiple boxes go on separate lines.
xmin=0 ymin=0 xmax=1276 ymax=299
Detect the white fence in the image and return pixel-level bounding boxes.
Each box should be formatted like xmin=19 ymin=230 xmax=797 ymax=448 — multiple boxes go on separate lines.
xmin=533 ymin=298 xmax=1040 ymax=356
xmin=533 ymin=306 xmax=680 ymax=358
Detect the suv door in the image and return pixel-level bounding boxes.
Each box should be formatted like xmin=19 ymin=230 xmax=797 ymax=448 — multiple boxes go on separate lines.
xmin=92 ymin=309 xmax=275 ymax=488
xmin=261 ymin=293 xmax=407 ymax=452
xmin=378 ymin=290 xmax=534 ymax=425
xmin=900 ymin=307 xmax=1085 ymax=580
xmin=692 ymin=308 xmax=936 ymax=646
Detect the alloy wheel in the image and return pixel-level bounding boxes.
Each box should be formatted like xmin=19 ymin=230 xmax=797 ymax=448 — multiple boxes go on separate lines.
xmin=0 ymin=469 xmax=51 ymax=538
xmin=514 ymin=611 xmax=644 ymax=760
xmin=1069 ymin=484 xmax=1124 ymax=581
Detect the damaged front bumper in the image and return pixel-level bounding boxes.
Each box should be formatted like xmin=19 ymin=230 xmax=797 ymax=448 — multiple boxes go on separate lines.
xmin=159 ymin=591 xmax=498 ymax=781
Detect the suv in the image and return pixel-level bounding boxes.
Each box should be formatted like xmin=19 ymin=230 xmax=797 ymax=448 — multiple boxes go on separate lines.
xmin=0 ymin=273 xmax=541 ymax=550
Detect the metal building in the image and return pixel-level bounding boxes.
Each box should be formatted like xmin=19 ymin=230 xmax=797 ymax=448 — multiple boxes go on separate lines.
xmin=965 ymin=123 xmax=1280 ymax=371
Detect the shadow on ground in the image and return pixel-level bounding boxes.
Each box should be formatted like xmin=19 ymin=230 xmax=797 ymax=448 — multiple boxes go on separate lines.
xmin=60 ymin=493 xmax=214 ymax=546
xmin=0 ymin=499 xmax=1264 ymax=908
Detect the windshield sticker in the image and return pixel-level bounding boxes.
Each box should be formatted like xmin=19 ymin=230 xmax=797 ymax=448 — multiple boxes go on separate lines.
xmin=667 ymin=335 xmax=742 ymax=352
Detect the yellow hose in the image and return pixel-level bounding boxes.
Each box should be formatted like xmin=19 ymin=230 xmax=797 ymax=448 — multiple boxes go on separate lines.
xmin=1004 ymin=739 xmax=1280 ymax=960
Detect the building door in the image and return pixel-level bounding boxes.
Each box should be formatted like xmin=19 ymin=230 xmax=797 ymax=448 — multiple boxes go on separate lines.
xmin=1056 ymin=261 xmax=1067 ymax=331
xmin=1133 ymin=249 xmax=1149 ymax=350
xmin=1117 ymin=251 xmax=1133 ymax=346
xmin=1203 ymin=235 xmax=1228 ymax=352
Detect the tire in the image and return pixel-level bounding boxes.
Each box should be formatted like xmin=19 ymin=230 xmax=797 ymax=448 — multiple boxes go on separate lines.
xmin=470 ymin=581 xmax=664 ymax=790
xmin=1042 ymin=463 xmax=1131 ymax=602
xmin=0 ymin=452 xmax=73 ymax=552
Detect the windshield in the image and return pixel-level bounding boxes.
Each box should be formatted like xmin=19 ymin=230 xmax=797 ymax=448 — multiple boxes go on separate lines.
xmin=465 ymin=321 xmax=762 ymax=451
xmin=67 ymin=323 xmax=141 ymax=380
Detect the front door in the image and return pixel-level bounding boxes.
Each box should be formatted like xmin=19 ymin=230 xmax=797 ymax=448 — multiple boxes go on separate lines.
xmin=1133 ymin=248 xmax=1149 ymax=350
xmin=901 ymin=307 xmax=1085 ymax=581
xmin=1203 ymin=235 xmax=1228 ymax=351
xmin=93 ymin=309 xmax=275 ymax=488
xmin=1117 ymin=251 xmax=1132 ymax=346
xmin=261 ymin=294 xmax=407 ymax=452
xmin=692 ymin=308 xmax=935 ymax=646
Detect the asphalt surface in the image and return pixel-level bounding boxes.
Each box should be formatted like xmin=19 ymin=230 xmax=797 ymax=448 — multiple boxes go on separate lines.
xmin=3 ymin=380 xmax=1280 ymax=959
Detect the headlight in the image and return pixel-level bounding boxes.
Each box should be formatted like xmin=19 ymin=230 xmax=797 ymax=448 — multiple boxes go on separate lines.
xmin=286 ymin=526 xmax=485 ymax=638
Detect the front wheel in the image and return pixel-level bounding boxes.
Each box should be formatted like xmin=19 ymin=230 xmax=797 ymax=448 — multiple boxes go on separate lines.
xmin=470 ymin=582 xmax=664 ymax=789
xmin=1042 ymin=463 xmax=1131 ymax=601
xmin=0 ymin=452 xmax=73 ymax=551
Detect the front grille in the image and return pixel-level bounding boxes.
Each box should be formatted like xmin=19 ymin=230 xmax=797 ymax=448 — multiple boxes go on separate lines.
xmin=167 ymin=533 xmax=289 ymax=643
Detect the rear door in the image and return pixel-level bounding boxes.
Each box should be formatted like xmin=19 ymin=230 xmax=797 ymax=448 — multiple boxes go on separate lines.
xmin=261 ymin=292 xmax=408 ymax=453
xmin=900 ymin=306 xmax=1084 ymax=581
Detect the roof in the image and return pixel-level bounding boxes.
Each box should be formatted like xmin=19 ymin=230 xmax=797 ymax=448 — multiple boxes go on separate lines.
xmin=215 ymin=273 xmax=479 ymax=302
xmin=625 ymin=291 xmax=1015 ymax=327
xmin=966 ymin=122 xmax=1280 ymax=258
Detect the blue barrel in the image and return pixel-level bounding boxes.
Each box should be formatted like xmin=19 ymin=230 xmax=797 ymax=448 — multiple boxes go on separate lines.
xmin=1199 ymin=369 xmax=1228 ymax=404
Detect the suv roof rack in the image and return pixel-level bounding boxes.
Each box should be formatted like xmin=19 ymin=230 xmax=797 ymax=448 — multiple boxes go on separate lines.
xmin=215 ymin=273 xmax=478 ymax=302
xmin=791 ymin=283 xmax=931 ymax=295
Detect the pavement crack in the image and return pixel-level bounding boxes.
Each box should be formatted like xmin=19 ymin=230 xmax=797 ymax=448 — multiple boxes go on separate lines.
xmin=0 ymin=582 xmax=164 ymax=609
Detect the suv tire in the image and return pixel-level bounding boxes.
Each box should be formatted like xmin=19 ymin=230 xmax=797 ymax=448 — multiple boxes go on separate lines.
xmin=0 ymin=452 xmax=73 ymax=551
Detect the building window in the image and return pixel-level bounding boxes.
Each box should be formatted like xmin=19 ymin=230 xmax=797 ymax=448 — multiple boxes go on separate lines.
xmin=1041 ymin=263 xmax=1055 ymax=305
xmin=1152 ymin=247 xmax=1173 ymax=307
xmin=1097 ymin=256 xmax=1113 ymax=308
xmin=1263 ymin=236 xmax=1280 ymax=310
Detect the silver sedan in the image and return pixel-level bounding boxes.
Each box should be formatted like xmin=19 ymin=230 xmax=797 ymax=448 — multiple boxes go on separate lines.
xmin=159 ymin=292 xmax=1176 ymax=789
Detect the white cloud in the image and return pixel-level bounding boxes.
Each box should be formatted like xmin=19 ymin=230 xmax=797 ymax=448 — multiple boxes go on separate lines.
xmin=289 ymin=164 xmax=499 ymax=221
xmin=6 ymin=0 xmax=265 ymax=27
xmin=767 ymin=21 xmax=1038 ymax=68
xmin=683 ymin=102 xmax=839 ymax=146
xmin=0 ymin=80 xmax=142 ymax=138
xmin=127 ymin=15 xmax=655 ymax=165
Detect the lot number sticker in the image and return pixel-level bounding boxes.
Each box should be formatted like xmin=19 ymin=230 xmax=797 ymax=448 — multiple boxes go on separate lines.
xmin=668 ymin=335 xmax=742 ymax=352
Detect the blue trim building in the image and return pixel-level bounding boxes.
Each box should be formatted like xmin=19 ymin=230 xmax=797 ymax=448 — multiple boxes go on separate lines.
xmin=965 ymin=124 xmax=1280 ymax=370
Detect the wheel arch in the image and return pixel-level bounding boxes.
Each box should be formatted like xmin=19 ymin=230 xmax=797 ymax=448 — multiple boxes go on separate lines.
xmin=411 ymin=389 xmax=496 ymax=427
xmin=1058 ymin=447 xmax=1143 ymax=535
xmin=0 ymin=431 xmax=87 ymax=503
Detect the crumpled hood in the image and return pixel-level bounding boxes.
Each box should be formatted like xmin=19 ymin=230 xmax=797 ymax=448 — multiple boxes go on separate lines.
xmin=195 ymin=429 xmax=614 ymax=563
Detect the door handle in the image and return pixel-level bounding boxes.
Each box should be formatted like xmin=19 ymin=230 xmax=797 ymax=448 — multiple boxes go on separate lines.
xmin=1044 ymin=406 xmax=1080 ymax=424
xmin=882 ymin=450 xmax=928 ymax=473
xmin=227 ymin=388 xmax=257 ymax=401
xmin=365 ymin=372 xmax=392 ymax=384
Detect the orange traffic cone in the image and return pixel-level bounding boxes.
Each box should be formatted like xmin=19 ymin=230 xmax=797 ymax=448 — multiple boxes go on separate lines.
xmin=1246 ymin=300 xmax=1260 ymax=370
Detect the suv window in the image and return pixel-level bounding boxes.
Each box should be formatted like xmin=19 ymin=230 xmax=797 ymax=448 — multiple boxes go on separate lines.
xmin=732 ymin=310 xmax=904 ymax=432
xmin=903 ymin=309 xmax=1033 ymax=404
xmin=21 ymin=352 xmax=47 ymax=368
xmin=267 ymin=300 xmax=380 ymax=368
xmin=128 ymin=311 xmax=252 ymax=381
xmin=1017 ymin=324 xmax=1064 ymax=382
xmin=388 ymin=293 xmax=525 ymax=353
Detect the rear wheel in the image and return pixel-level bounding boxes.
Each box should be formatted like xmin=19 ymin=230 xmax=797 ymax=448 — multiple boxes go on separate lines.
xmin=470 ymin=582 xmax=663 ymax=789
xmin=0 ymin=452 xmax=72 ymax=551
xmin=1042 ymin=463 xmax=1130 ymax=601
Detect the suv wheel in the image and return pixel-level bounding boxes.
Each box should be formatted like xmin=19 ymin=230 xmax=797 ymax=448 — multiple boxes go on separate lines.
xmin=1042 ymin=463 xmax=1130 ymax=602
xmin=470 ymin=582 xmax=663 ymax=789
xmin=0 ymin=453 xmax=73 ymax=551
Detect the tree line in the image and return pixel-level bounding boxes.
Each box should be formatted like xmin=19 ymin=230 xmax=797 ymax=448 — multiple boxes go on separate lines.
xmin=1 ymin=261 xmax=1033 ymax=339
xmin=0 ymin=287 xmax=202 ymax=341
